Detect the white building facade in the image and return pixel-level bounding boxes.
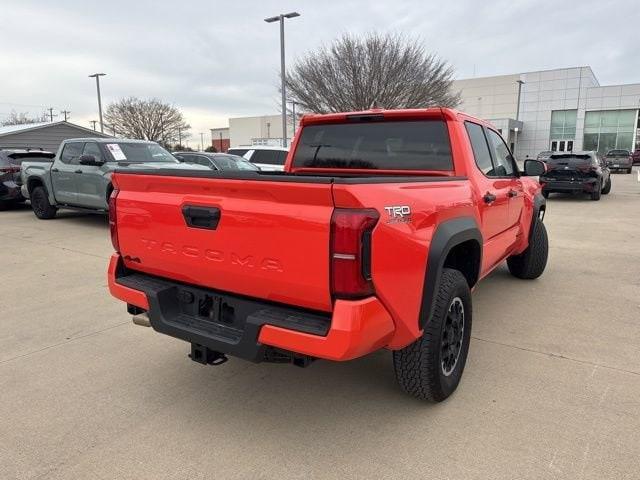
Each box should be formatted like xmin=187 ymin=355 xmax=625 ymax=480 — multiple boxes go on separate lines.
xmin=228 ymin=114 xmax=298 ymax=148
xmin=453 ymin=67 xmax=640 ymax=159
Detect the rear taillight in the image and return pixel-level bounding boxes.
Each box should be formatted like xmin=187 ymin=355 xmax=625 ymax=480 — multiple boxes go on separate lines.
xmin=0 ymin=165 xmax=20 ymax=174
xmin=330 ymin=208 xmax=379 ymax=298
xmin=108 ymin=188 xmax=119 ymax=252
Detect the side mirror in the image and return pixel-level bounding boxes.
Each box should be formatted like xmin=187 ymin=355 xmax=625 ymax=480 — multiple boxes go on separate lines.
xmin=524 ymin=159 xmax=546 ymax=176
xmin=79 ymin=154 xmax=104 ymax=166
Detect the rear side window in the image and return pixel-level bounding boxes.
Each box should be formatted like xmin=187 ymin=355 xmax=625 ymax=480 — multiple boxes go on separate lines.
xmin=60 ymin=143 xmax=84 ymax=164
xmin=291 ymin=120 xmax=453 ymax=171
xmin=227 ymin=148 xmax=249 ymax=157
xmin=251 ymin=150 xmax=287 ymax=165
xmin=465 ymin=122 xmax=494 ymax=175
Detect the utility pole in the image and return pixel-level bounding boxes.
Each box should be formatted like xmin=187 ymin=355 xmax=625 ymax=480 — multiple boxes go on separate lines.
xmin=178 ymin=127 xmax=182 ymax=147
xmin=200 ymin=132 xmax=205 ymax=151
xmin=264 ymin=11 xmax=300 ymax=148
xmin=219 ymin=132 xmax=223 ymax=152
xmin=61 ymin=110 xmax=70 ymax=121
xmin=90 ymin=120 xmax=98 ymax=130
xmin=289 ymin=99 xmax=299 ymax=137
xmin=88 ymin=73 xmax=106 ymax=133
xmin=48 ymin=108 xmax=55 ymax=122
xmin=159 ymin=113 xmax=164 ymax=146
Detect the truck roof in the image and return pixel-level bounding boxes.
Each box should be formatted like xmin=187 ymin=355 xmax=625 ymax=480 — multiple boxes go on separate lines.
xmin=299 ymin=107 xmax=483 ymax=126
xmin=61 ymin=138 xmax=157 ymax=144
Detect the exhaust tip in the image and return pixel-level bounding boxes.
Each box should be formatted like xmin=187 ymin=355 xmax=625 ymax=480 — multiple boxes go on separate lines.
xmin=132 ymin=312 xmax=151 ymax=327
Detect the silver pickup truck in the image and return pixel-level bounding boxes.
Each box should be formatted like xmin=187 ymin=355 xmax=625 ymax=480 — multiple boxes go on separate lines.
xmin=21 ymin=138 xmax=206 ymax=219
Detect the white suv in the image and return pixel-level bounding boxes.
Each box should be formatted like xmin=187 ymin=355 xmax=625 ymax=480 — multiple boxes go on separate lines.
xmin=227 ymin=145 xmax=288 ymax=171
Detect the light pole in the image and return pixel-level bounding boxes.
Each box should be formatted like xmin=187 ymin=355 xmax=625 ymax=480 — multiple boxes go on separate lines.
xmin=289 ymin=99 xmax=299 ymax=137
xmin=200 ymin=132 xmax=205 ymax=151
xmin=89 ymin=73 xmax=106 ymax=133
xmin=90 ymin=120 xmax=98 ymax=130
xmin=515 ymin=79 xmax=524 ymax=121
xmin=514 ymin=127 xmax=519 ymax=158
xmin=264 ymin=11 xmax=300 ymax=148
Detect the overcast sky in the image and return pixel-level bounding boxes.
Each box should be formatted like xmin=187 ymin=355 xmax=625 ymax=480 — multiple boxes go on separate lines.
xmin=2 ymin=0 xmax=638 ymax=143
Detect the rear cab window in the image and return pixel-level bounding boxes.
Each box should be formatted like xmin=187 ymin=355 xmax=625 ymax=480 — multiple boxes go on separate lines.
xmin=291 ymin=120 xmax=453 ymax=172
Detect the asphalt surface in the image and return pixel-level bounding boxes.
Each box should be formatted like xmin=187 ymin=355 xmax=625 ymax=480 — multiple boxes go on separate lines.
xmin=1 ymin=170 xmax=639 ymax=480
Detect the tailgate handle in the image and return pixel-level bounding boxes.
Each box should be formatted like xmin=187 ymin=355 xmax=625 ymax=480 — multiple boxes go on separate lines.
xmin=182 ymin=205 xmax=221 ymax=230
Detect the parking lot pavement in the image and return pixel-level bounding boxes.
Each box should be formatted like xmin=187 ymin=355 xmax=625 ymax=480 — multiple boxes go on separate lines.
xmin=1 ymin=171 xmax=639 ymax=480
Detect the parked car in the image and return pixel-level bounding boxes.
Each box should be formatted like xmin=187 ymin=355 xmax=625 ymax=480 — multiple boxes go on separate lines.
xmin=0 ymin=148 xmax=55 ymax=209
xmin=632 ymin=150 xmax=640 ymax=166
xmin=20 ymin=138 xmax=207 ymax=219
xmin=173 ymin=152 xmax=259 ymax=171
xmin=539 ymin=151 xmax=611 ymax=200
xmin=605 ymin=149 xmax=633 ymax=173
xmin=537 ymin=151 xmax=553 ymax=160
xmin=227 ymin=145 xmax=288 ymax=171
xmin=107 ymin=108 xmax=548 ymax=402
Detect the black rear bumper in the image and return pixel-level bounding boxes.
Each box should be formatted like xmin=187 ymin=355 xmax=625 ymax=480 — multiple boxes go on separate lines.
xmin=540 ymin=176 xmax=598 ymax=193
xmin=116 ymin=269 xmax=331 ymax=363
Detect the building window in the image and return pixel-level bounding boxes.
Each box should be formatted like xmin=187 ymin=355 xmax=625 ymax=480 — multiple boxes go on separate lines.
xmin=550 ymin=110 xmax=577 ymax=140
xmin=583 ymin=110 xmax=637 ymax=154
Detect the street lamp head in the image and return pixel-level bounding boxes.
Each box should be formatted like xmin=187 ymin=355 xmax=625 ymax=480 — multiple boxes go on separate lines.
xmin=516 ymin=79 xmax=525 ymax=85
xmin=264 ymin=11 xmax=300 ymax=22
xmin=89 ymin=73 xmax=106 ymax=78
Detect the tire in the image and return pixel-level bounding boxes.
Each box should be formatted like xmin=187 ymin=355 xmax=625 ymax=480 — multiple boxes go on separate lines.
xmin=627 ymin=168 xmax=633 ymax=174
xmin=507 ymin=219 xmax=548 ymax=279
xmin=601 ymin=177 xmax=611 ymax=194
xmin=393 ymin=268 xmax=472 ymax=402
xmin=31 ymin=186 xmax=57 ymax=219
xmin=542 ymin=190 xmax=549 ymax=199
xmin=590 ymin=182 xmax=601 ymax=201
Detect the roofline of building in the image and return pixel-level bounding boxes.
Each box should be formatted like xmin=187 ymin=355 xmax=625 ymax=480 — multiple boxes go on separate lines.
xmin=455 ymin=65 xmax=598 ymax=84
xmin=0 ymin=121 xmax=113 ymax=138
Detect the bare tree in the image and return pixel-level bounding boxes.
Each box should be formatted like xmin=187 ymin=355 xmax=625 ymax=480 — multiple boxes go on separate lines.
xmin=0 ymin=110 xmax=49 ymax=126
xmin=285 ymin=33 xmax=460 ymax=113
xmin=104 ymin=97 xmax=190 ymax=146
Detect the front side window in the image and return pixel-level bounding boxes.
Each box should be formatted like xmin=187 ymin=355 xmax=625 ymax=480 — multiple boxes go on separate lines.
xmin=105 ymin=143 xmax=178 ymax=163
xmin=291 ymin=120 xmax=453 ymax=171
xmin=60 ymin=143 xmax=84 ymax=164
xmin=486 ymin=129 xmax=515 ymax=177
xmin=465 ymin=122 xmax=494 ymax=175
xmin=82 ymin=142 xmax=102 ymax=161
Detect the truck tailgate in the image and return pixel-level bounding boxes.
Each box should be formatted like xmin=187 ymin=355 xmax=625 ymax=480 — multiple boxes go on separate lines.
xmin=113 ymin=173 xmax=334 ymax=312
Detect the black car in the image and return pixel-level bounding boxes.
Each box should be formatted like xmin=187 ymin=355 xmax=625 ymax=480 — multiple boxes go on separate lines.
xmin=539 ymin=151 xmax=611 ymax=201
xmin=173 ymin=152 xmax=260 ymax=171
xmin=0 ymin=148 xmax=55 ymax=209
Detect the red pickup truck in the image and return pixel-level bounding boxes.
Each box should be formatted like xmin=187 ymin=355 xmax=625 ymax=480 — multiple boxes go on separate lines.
xmin=107 ymin=108 xmax=548 ymax=402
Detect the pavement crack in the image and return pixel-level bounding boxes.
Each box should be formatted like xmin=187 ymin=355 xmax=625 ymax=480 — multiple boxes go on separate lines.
xmin=0 ymin=321 xmax=130 ymax=365
xmin=471 ymin=335 xmax=640 ymax=377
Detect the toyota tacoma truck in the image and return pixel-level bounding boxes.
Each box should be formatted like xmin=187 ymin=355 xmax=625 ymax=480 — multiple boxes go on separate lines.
xmin=107 ymin=108 xmax=549 ymax=402
xmin=21 ymin=138 xmax=205 ymax=219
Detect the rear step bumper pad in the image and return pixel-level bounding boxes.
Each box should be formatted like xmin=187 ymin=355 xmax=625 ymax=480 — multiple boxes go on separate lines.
xmin=107 ymin=254 xmax=395 ymax=362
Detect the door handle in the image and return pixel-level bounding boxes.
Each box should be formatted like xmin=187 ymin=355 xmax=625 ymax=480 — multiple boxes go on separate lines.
xmin=182 ymin=205 xmax=221 ymax=230
xmin=74 ymin=169 xmax=83 ymax=174
xmin=507 ymin=189 xmax=518 ymax=198
xmin=483 ymin=192 xmax=497 ymax=204
xmin=51 ymin=168 xmax=59 ymax=172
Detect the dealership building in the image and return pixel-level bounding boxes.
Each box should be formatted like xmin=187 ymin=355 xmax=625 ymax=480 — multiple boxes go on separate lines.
xmin=453 ymin=66 xmax=640 ymax=159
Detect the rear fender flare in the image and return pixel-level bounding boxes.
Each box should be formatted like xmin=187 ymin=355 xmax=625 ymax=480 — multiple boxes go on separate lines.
xmin=27 ymin=176 xmax=55 ymax=204
xmin=418 ymin=217 xmax=482 ymax=329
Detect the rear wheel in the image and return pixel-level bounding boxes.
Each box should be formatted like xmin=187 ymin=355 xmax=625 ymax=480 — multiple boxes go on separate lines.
xmin=627 ymin=167 xmax=633 ymax=174
xmin=590 ymin=182 xmax=601 ymax=201
xmin=541 ymin=190 xmax=549 ymax=199
xmin=31 ymin=186 xmax=57 ymax=219
xmin=507 ymin=219 xmax=548 ymax=279
xmin=601 ymin=177 xmax=611 ymax=194
xmin=393 ymin=268 xmax=472 ymax=402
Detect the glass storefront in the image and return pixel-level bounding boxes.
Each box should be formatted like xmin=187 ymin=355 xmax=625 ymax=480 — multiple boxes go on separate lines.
xmin=583 ymin=110 xmax=637 ymax=154
xmin=550 ymin=110 xmax=577 ymax=140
